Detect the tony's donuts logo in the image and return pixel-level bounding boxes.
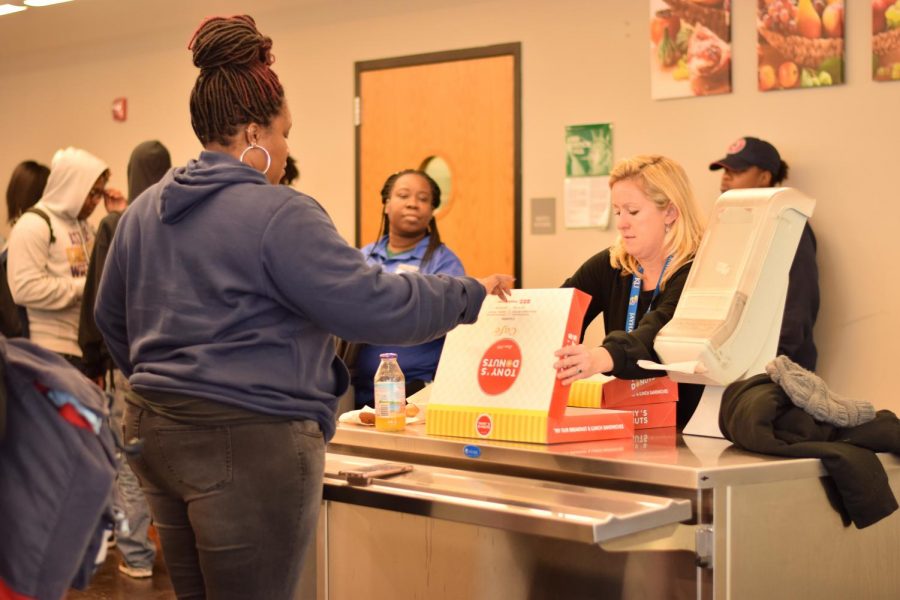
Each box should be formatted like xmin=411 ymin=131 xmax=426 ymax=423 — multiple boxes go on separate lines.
xmin=475 ymin=413 xmax=493 ymax=437
xmin=478 ymin=339 xmax=522 ymax=395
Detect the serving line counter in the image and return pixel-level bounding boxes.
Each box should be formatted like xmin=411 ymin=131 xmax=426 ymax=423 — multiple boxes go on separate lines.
xmin=294 ymin=422 xmax=900 ymax=599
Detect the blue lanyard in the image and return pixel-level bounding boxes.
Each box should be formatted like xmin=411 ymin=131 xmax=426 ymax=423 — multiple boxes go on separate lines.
xmin=625 ymin=255 xmax=672 ymax=333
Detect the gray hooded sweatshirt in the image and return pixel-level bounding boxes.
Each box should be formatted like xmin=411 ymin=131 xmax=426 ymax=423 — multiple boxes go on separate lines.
xmin=7 ymin=147 xmax=106 ymax=356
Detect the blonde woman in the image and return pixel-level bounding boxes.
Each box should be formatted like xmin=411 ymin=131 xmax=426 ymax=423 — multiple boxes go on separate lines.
xmin=554 ymin=155 xmax=706 ymax=428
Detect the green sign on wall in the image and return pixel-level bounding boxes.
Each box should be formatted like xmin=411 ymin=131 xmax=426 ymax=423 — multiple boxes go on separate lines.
xmin=565 ymin=123 xmax=612 ymax=177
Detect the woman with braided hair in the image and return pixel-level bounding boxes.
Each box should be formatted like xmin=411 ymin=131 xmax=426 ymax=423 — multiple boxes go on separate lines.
xmin=95 ymin=15 xmax=512 ymax=598
xmin=351 ymin=169 xmax=465 ymax=409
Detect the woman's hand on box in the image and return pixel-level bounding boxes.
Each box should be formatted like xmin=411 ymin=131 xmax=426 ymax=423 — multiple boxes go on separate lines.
xmin=553 ymin=344 xmax=613 ymax=385
xmin=477 ymin=274 xmax=515 ymax=301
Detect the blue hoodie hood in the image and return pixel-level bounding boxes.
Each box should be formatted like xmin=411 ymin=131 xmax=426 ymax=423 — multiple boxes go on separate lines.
xmin=158 ymin=151 xmax=268 ymax=224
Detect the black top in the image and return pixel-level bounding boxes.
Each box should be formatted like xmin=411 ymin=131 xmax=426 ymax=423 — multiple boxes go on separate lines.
xmin=78 ymin=211 xmax=121 ymax=379
xmin=563 ymin=248 xmax=702 ymax=428
xmin=779 ymin=223 xmax=819 ymax=371
xmin=563 ymin=248 xmax=692 ymax=378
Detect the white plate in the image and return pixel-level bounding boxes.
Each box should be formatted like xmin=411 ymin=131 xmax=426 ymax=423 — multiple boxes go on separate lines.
xmin=338 ymin=405 xmax=423 ymax=427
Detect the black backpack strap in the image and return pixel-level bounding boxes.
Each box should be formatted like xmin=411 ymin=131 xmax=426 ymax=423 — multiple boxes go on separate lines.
xmin=24 ymin=208 xmax=55 ymax=245
xmin=0 ymin=355 xmax=6 ymax=442
xmin=0 ymin=249 xmax=25 ymax=338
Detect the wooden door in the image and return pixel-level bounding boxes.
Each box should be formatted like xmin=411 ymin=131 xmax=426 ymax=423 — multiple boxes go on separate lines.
xmin=356 ymin=44 xmax=520 ymax=280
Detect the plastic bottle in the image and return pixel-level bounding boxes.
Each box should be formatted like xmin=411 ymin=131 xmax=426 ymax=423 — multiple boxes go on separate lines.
xmin=374 ymin=353 xmax=406 ymax=432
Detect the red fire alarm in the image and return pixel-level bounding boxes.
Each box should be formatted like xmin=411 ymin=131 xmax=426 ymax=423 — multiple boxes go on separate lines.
xmin=112 ymin=97 xmax=127 ymax=122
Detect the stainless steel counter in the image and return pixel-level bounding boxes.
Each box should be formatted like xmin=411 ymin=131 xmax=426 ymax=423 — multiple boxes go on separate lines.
xmin=328 ymin=421 xmax=900 ymax=489
xmin=302 ymin=422 xmax=900 ymax=600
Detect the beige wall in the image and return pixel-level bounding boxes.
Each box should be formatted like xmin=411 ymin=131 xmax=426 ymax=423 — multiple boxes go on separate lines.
xmin=1 ymin=0 xmax=897 ymax=413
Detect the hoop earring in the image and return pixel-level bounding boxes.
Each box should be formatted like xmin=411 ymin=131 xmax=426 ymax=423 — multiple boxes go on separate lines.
xmin=239 ymin=143 xmax=272 ymax=175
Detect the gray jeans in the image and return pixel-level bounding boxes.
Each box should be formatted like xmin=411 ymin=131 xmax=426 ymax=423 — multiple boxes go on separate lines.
xmin=123 ymin=404 xmax=325 ymax=599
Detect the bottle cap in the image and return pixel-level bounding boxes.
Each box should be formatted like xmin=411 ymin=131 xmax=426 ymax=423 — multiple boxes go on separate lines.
xmin=379 ymin=352 xmax=398 ymax=359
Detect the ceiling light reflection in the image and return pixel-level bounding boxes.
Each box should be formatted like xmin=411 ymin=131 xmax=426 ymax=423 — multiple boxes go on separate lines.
xmin=24 ymin=0 xmax=74 ymax=7
xmin=0 ymin=4 xmax=27 ymax=16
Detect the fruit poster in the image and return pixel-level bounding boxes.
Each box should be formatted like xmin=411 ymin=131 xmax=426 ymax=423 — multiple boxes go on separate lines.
xmin=649 ymin=0 xmax=732 ymax=100
xmin=757 ymin=0 xmax=844 ymax=91
xmin=873 ymin=1 xmax=900 ymax=81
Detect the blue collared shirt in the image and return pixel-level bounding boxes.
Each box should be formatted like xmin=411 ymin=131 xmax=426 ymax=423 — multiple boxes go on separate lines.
xmin=360 ymin=235 xmax=465 ymax=278
xmin=354 ymin=236 xmax=465 ymax=407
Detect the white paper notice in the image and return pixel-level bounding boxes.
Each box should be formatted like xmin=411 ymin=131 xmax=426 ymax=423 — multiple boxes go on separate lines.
xmin=637 ymin=359 xmax=707 ymax=374
xmin=563 ymin=176 xmax=610 ymax=229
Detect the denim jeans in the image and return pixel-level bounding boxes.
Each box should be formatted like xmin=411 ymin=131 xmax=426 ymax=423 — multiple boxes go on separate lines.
xmin=110 ymin=370 xmax=156 ymax=570
xmin=123 ymin=403 xmax=325 ymax=599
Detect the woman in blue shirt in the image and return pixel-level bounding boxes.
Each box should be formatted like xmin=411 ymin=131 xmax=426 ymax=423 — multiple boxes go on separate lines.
xmin=353 ymin=169 xmax=464 ymax=408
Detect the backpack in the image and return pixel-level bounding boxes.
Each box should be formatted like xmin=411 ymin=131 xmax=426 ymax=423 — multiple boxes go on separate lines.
xmin=0 ymin=208 xmax=55 ymax=338
xmin=0 ymin=336 xmax=119 ymax=598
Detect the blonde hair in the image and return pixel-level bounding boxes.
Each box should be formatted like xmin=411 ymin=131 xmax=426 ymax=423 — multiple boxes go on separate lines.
xmin=608 ymin=155 xmax=706 ymax=286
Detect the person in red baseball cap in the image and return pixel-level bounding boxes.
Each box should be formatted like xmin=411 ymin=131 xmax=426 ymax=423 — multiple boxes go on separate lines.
xmin=710 ymin=137 xmax=819 ymax=372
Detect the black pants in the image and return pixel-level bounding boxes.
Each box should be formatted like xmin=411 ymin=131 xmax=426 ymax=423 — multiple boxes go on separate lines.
xmin=123 ymin=405 xmax=325 ymax=599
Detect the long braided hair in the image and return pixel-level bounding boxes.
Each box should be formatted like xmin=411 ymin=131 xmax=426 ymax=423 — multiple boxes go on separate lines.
xmin=188 ymin=15 xmax=284 ymax=146
xmin=370 ymin=170 xmax=443 ymax=268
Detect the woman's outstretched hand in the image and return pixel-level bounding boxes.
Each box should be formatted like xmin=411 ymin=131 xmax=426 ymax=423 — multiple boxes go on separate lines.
xmin=476 ymin=274 xmax=515 ymax=301
xmin=553 ymin=344 xmax=614 ymax=385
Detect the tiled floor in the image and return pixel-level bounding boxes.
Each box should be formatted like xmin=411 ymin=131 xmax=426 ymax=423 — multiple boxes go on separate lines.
xmin=64 ymin=536 xmax=316 ymax=598
xmin=66 ymin=548 xmax=174 ymax=600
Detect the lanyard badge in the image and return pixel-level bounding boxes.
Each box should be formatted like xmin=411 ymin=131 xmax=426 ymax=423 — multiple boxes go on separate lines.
xmin=624 ymin=255 xmax=672 ymax=333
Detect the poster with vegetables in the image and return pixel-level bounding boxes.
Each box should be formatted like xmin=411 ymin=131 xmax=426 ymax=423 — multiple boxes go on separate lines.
xmin=757 ymin=0 xmax=844 ymax=91
xmin=873 ymin=0 xmax=900 ymax=81
xmin=650 ymin=0 xmax=732 ymax=100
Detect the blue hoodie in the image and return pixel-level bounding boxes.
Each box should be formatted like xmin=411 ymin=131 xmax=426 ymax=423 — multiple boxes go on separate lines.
xmin=94 ymin=151 xmax=485 ymax=440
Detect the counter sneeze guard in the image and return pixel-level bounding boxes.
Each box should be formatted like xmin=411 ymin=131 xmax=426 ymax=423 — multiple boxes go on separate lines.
xmin=645 ymin=187 xmax=815 ymax=436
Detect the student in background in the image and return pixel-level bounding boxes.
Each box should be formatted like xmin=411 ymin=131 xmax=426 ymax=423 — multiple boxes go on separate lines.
xmin=555 ymin=155 xmax=706 ymax=429
xmin=79 ymin=140 xmax=171 ymax=580
xmin=7 ymin=147 xmax=115 ymax=370
xmin=1 ymin=160 xmax=51 ymax=337
xmin=5 ymin=160 xmax=50 ymax=225
xmin=710 ymin=136 xmax=819 ymax=371
xmin=279 ymin=154 xmax=299 ymax=186
xmin=352 ymin=169 xmax=465 ymax=408
xmin=80 ymin=141 xmax=170 ymax=381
